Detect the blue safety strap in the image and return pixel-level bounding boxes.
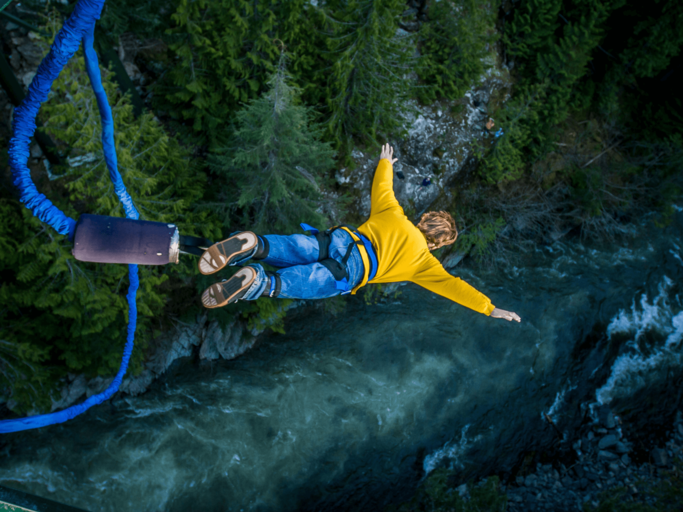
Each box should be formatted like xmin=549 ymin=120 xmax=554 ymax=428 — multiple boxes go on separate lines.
xmin=301 ymin=223 xmax=378 ymax=290
xmin=269 ymin=275 xmax=276 ymax=297
xmin=300 ymin=223 xmax=319 ymax=235
xmin=336 ymin=278 xmax=350 ymax=292
xmin=1 ymin=0 xmax=140 ymax=434
xmin=353 ymin=231 xmax=378 ymax=282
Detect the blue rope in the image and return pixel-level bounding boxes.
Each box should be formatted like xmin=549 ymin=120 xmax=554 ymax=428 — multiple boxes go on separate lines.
xmin=1 ymin=0 xmax=140 ymax=433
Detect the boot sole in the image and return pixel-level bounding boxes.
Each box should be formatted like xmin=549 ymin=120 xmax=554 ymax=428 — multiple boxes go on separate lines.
xmin=202 ymin=267 xmax=257 ymax=309
xmin=198 ymin=232 xmax=258 ymax=275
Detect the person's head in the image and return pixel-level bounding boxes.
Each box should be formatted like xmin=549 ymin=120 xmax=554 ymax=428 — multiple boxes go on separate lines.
xmin=416 ymin=211 xmax=458 ymax=251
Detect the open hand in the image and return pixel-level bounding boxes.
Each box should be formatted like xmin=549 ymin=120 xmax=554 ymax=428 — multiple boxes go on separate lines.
xmin=380 ymin=143 xmax=398 ymax=164
xmin=490 ymin=307 xmax=521 ymax=322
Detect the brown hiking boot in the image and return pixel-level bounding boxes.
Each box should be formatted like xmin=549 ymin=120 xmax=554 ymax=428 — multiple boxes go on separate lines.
xmin=201 ymin=267 xmax=257 ymax=308
xmin=198 ymin=231 xmax=258 ymax=275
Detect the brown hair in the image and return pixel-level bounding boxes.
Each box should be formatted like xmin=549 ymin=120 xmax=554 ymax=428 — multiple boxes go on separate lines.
xmin=416 ymin=211 xmax=458 ymax=250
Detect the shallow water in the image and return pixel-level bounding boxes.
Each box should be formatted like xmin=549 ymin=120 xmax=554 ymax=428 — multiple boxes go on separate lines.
xmin=1 ymin=209 xmax=682 ymax=512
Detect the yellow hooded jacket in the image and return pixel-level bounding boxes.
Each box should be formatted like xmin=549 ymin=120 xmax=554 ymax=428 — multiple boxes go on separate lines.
xmin=353 ymin=158 xmax=495 ymax=316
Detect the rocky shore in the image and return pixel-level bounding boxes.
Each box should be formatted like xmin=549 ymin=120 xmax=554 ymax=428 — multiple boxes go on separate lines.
xmin=38 ymin=313 xmax=257 ymax=414
xmin=451 ymin=406 xmax=683 ymax=511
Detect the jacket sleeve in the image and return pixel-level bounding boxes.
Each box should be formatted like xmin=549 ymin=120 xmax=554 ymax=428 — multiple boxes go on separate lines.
xmin=411 ymin=255 xmax=496 ymax=315
xmin=371 ymin=159 xmax=401 ymax=216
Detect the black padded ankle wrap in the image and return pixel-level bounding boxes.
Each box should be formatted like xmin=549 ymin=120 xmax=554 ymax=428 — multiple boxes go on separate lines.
xmin=253 ymin=236 xmax=269 ymax=260
xmin=261 ymin=271 xmax=281 ymax=298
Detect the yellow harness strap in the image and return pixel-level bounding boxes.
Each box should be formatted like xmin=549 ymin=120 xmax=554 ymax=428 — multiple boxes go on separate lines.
xmin=337 ymin=226 xmax=372 ymax=295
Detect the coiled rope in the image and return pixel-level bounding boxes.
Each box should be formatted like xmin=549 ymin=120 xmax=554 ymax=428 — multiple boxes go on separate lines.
xmin=1 ymin=0 xmax=139 ymax=433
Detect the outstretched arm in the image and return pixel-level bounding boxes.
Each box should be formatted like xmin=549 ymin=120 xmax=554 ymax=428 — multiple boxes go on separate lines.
xmin=371 ymin=143 xmax=401 ymax=216
xmin=413 ymin=257 xmax=521 ymax=322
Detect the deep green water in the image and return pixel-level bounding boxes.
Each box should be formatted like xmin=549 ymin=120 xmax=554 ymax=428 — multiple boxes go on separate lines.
xmin=0 ymin=209 xmax=682 ymax=512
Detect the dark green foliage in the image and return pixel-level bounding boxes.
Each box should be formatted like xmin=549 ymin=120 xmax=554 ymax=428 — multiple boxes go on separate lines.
xmin=503 ymin=0 xmax=562 ymax=79
xmin=474 ymin=82 xmax=547 ymax=184
xmin=0 ymin=37 xmax=220 ymax=414
xmin=417 ymin=0 xmax=497 ymax=104
xmin=494 ymin=0 xmax=623 ymax=176
xmin=615 ymin=0 xmax=683 ymax=79
xmin=388 ymin=469 xmax=507 ymax=512
xmin=596 ymin=0 xmax=683 ymax=140
xmin=98 ymin=0 xmax=176 ymax=42
xmin=321 ymin=0 xmax=415 ymax=152
xmin=209 ymin=53 xmax=336 ymax=235
xmin=155 ymin=0 xmax=306 ymax=148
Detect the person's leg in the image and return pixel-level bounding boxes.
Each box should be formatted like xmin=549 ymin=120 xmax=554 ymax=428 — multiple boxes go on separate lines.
xmin=201 ymin=230 xmax=367 ymax=306
xmin=256 ymin=234 xmax=320 ymax=268
xmin=256 ymin=229 xmax=366 ymax=299
xmin=199 ymin=230 xmax=320 ymax=275
xmin=224 ymin=233 xmax=320 ymax=267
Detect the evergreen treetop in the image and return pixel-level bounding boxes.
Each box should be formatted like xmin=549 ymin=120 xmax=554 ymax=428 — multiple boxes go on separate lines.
xmin=210 ymin=52 xmax=337 ymax=235
xmin=321 ymin=0 xmax=416 ymax=153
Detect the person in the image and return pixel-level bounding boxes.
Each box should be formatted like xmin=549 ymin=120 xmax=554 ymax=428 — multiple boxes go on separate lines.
xmin=198 ymin=144 xmax=521 ymax=322
xmin=483 ymin=118 xmax=504 ymax=139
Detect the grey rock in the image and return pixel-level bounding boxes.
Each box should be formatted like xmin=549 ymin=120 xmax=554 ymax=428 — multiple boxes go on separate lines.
xmin=147 ymin=318 xmax=205 ymax=375
xmin=50 ymin=374 xmax=87 ymax=412
xmin=615 ymin=441 xmax=630 ymax=454
xmin=339 ymin=61 xmax=513 ymax=219
xmin=516 ymin=476 xmax=525 ymax=485
xmin=552 ymin=469 xmax=560 ymax=480
xmin=561 ymin=476 xmax=573 ymax=487
xmin=442 ymin=251 xmax=467 ymax=269
xmin=512 ymin=495 xmax=523 ymax=503
xmin=587 ymin=431 xmax=595 ymax=441
xmin=21 ymin=71 xmax=36 ymax=87
xmin=595 ymin=427 xmax=608 ymax=435
xmin=201 ymin=320 xmax=256 ymax=361
xmin=579 ymin=478 xmax=589 ymax=490
xmin=598 ymin=450 xmax=619 ymax=461
xmin=598 ymin=406 xmax=616 ymax=429
xmin=5 ymin=21 xmax=19 ymax=30
xmin=677 ymin=424 xmax=683 ymax=437
xmin=456 ymin=483 xmax=467 ymax=497
xmin=651 ymin=448 xmax=668 ymax=467
xmin=16 ymin=42 xmax=44 ymax=67
xmin=608 ymin=462 xmax=620 ymax=473
xmin=599 ymin=434 xmax=619 ymax=450
xmin=120 ymin=369 xmax=154 ymax=396
xmin=85 ymin=375 xmax=115 ymax=398
xmin=10 ymin=49 xmax=21 ymax=70
xmin=30 ymin=143 xmax=43 ymax=158
xmin=525 ymin=475 xmax=538 ymax=486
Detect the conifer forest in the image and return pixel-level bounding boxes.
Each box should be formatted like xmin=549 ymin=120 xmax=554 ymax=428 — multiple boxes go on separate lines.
xmin=1 ymin=0 xmax=683 ymax=510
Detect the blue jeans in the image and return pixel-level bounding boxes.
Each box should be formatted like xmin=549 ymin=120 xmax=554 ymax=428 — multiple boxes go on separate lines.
xmin=234 ymin=229 xmax=365 ymax=300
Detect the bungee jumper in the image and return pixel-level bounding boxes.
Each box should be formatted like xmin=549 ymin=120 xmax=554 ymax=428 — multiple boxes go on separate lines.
xmin=197 ymin=144 xmax=522 ymax=323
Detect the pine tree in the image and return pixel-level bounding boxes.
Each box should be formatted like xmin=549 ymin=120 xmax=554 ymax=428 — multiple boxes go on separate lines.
xmin=209 ymin=53 xmax=336 ymax=235
xmin=321 ymin=0 xmax=415 ymax=153
xmin=503 ymin=0 xmax=562 ymax=79
xmin=417 ymin=0 xmax=497 ymax=104
xmin=157 ymin=0 xmax=306 ymax=149
xmin=500 ymin=0 xmax=623 ymax=161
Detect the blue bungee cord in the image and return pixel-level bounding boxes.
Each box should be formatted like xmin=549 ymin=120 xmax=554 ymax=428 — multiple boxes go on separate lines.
xmin=1 ymin=0 xmax=140 ymax=433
